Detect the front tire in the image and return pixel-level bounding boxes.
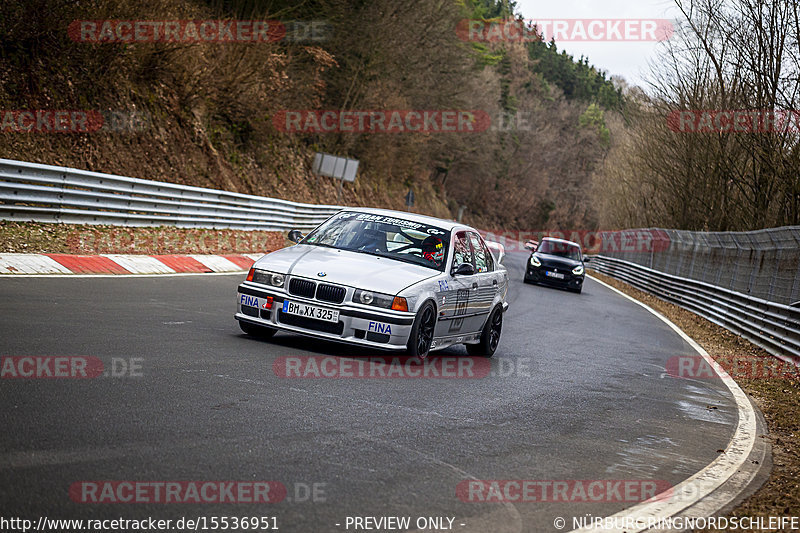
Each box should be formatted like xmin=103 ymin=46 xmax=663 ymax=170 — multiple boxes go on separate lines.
xmin=466 ymin=306 xmax=503 ymax=357
xmin=407 ymin=301 xmax=437 ymax=363
xmin=239 ymin=321 xmax=277 ymax=339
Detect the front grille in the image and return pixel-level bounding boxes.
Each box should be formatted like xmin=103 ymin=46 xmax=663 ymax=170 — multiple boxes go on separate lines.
xmin=278 ymin=311 xmax=344 ymax=335
xmin=289 ymin=278 xmax=316 ymax=298
xmin=316 ymin=283 xmax=346 ymax=304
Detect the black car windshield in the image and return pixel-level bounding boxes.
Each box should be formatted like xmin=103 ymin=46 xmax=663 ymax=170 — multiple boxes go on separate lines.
xmin=302 ymin=212 xmax=450 ymax=271
xmin=537 ymin=239 xmax=582 ymax=261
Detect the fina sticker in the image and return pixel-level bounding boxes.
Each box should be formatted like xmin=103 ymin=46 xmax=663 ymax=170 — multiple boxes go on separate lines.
xmin=240 ymin=294 xmax=259 ymax=307
xmin=368 ymin=321 xmax=392 ymax=335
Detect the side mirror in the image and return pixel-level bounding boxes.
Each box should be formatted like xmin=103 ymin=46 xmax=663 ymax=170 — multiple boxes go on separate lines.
xmin=288 ymin=230 xmax=304 ymax=243
xmin=524 ymin=240 xmax=538 ymax=251
xmin=583 ymin=256 xmax=591 ymax=263
xmin=452 ymin=263 xmax=475 ymax=276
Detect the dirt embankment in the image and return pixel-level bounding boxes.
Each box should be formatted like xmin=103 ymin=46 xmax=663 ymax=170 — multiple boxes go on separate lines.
xmin=0 ymin=221 xmax=286 ymax=255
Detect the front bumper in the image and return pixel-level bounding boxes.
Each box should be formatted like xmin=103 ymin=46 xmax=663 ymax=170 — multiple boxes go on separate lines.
xmin=235 ymin=283 xmax=415 ymax=350
xmin=525 ymin=267 xmax=584 ymax=290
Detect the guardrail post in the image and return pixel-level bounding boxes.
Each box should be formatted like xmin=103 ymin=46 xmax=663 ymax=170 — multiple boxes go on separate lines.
xmin=57 ymin=169 xmax=67 ymax=223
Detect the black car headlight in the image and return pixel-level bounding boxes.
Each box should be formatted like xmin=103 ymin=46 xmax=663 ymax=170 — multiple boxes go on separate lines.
xmin=252 ymin=269 xmax=285 ymax=287
xmin=353 ymin=289 xmax=394 ymax=309
xmin=572 ymin=265 xmax=585 ymax=276
xmin=530 ymin=255 xmax=541 ymax=267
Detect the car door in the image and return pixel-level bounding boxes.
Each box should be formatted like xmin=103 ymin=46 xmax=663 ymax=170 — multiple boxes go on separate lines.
xmin=468 ymin=232 xmax=498 ymax=330
xmin=434 ymin=231 xmax=482 ymax=338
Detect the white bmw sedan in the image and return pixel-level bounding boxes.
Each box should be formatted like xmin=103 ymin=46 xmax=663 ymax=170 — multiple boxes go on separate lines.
xmin=235 ymin=208 xmax=509 ymax=360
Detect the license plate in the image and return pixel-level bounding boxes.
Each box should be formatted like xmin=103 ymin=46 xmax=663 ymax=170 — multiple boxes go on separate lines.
xmin=282 ymin=300 xmax=340 ymax=323
xmin=545 ymin=271 xmax=565 ymax=280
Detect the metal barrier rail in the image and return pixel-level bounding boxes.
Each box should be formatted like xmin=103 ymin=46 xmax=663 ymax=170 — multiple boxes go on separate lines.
xmin=589 ymin=255 xmax=800 ymax=365
xmin=0 ymin=159 xmax=342 ymax=231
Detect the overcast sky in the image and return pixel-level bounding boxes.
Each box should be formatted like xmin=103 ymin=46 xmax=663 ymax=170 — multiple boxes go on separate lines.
xmin=514 ymin=0 xmax=681 ymax=87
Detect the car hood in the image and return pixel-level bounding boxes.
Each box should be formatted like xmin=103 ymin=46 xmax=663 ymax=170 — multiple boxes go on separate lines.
xmin=533 ymin=252 xmax=582 ymax=269
xmin=254 ymin=245 xmax=439 ymax=294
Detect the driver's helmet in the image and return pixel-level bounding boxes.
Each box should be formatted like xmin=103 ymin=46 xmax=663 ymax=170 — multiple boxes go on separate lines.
xmin=422 ymin=236 xmax=445 ymax=265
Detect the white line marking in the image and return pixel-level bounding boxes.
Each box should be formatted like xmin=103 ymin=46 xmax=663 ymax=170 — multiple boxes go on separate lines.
xmin=567 ymin=276 xmax=758 ymax=533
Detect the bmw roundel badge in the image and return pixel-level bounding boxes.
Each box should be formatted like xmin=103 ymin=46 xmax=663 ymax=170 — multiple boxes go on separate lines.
xmin=317 ymin=272 xmax=327 ymax=277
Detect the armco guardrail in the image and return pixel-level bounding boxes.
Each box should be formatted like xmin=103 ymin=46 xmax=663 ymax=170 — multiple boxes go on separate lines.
xmin=0 ymin=159 xmax=342 ymax=231
xmin=589 ymin=255 xmax=800 ymax=364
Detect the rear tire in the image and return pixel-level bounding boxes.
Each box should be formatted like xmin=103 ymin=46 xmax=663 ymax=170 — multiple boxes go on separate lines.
xmin=466 ymin=306 xmax=503 ymax=358
xmin=239 ymin=321 xmax=277 ymax=339
xmin=407 ymin=301 xmax=437 ymax=363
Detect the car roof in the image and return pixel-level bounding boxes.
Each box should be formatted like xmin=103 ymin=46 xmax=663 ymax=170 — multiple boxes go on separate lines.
xmin=541 ymin=236 xmax=582 ymax=248
xmin=339 ymin=207 xmax=464 ymax=232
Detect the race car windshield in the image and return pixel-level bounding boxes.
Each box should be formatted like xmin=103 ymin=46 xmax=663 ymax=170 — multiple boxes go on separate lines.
xmin=537 ymin=240 xmax=582 ymax=261
xmin=302 ymin=212 xmax=450 ymax=271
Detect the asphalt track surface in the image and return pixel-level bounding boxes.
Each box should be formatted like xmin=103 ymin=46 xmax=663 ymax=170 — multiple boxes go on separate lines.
xmin=0 ymin=252 xmax=738 ymax=532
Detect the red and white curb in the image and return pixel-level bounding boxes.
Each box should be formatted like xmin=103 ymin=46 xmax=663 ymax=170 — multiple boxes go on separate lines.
xmin=0 ymin=253 xmax=263 ymax=275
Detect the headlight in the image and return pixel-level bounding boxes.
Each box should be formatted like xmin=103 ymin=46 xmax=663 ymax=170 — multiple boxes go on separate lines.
xmin=353 ymin=289 xmax=395 ymax=309
xmin=252 ymin=269 xmax=285 ymax=287
xmin=572 ymin=265 xmax=585 ymax=276
xmin=530 ymin=255 xmax=541 ymax=267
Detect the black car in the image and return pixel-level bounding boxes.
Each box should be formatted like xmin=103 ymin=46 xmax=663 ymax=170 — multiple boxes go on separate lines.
xmin=523 ymin=237 xmax=585 ymax=293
